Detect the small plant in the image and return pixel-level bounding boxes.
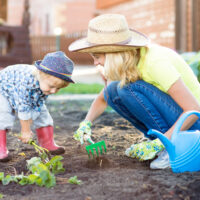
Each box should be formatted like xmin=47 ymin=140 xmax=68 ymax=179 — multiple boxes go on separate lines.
xmin=0 ymin=140 xmax=65 ymax=188
xmin=28 ymin=140 xmax=50 ymax=162
xmin=0 ymin=155 xmax=65 ymax=188
xmin=68 ymin=176 xmax=82 ymax=185
xmin=0 ymin=139 xmax=83 ymax=188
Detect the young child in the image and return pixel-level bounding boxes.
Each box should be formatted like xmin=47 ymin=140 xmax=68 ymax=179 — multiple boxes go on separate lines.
xmin=0 ymin=51 xmax=74 ymax=161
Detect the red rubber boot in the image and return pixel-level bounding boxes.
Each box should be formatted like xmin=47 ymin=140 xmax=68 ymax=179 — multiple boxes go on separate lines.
xmin=36 ymin=126 xmax=65 ymax=155
xmin=0 ymin=130 xmax=10 ymax=162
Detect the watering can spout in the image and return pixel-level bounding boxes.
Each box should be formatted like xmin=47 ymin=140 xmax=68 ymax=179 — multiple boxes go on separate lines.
xmin=147 ymin=129 xmax=175 ymax=157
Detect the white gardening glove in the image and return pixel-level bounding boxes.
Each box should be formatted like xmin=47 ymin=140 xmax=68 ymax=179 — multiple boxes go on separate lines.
xmin=74 ymin=120 xmax=92 ymax=145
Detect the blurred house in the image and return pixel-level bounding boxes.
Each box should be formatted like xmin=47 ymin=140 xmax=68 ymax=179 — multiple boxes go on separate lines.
xmin=1 ymin=0 xmax=199 ymax=66
xmin=0 ymin=0 xmax=32 ymax=68
xmin=95 ymin=0 xmax=200 ymax=52
xmin=30 ymin=0 xmax=200 ymax=62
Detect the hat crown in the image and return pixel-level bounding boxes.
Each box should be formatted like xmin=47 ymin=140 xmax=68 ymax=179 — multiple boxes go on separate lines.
xmin=35 ymin=51 xmax=74 ymax=82
xmin=87 ymin=14 xmax=131 ymax=44
xmin=40 ymin=51 xmax=73 ymax=75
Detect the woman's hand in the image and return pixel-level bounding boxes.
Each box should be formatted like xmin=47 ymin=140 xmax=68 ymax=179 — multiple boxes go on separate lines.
xmin=19 ymin=131 xmax=33 ymax=143
xmin=74 ymin=120 xmax=92 ymax=145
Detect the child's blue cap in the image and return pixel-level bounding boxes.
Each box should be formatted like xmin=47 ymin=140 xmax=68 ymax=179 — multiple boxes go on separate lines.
xmin=35 ymin=51 xmax=74 ymax=83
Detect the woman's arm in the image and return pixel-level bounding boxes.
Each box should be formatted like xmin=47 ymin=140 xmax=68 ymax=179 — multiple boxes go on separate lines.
xmin=85 ymin=89 xmax=107 ymax=122
xmin=165 ymin=78 xmax=200 ymax=138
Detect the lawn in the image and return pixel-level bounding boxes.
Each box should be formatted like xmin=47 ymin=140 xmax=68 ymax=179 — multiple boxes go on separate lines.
xmin=56 ymin=83 xmax=104 ymax=95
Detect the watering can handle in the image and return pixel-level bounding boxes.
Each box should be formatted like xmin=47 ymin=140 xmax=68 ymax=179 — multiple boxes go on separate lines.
xmin=173 ymin=110 xmax=200 ymax=134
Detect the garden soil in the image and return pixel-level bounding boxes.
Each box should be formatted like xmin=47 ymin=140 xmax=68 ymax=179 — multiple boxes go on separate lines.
xmin=0 ymin=99 xmax=200 ymax=200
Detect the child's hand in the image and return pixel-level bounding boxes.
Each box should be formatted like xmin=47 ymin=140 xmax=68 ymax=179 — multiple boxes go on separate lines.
xmin=74 ymin=120 xmax=92 ymax=145
xmin=19 ymin=131 xmax=33 ymax=143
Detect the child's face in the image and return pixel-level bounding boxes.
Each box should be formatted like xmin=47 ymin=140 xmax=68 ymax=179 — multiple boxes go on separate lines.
xmin=39 ymin=76 xmax=69 ymax=95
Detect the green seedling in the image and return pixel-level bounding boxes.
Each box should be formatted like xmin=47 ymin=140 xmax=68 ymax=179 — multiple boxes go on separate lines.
xmin=68 ymin=176 xmax=82 ymax=185
xmin=14 ymin=133 xmax=50 ymax=162
xmin=85 ymin=136 xmax=107 ymax=159
xmin=28 ymin=140 xmax=51 ymax=162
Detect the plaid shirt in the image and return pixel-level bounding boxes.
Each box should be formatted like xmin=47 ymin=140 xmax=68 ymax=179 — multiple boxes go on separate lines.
xmin=0 ymin=64 xmax=47 ymax=120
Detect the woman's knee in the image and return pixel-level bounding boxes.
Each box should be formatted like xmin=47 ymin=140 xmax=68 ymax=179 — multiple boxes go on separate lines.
xmin=117 ymin=81 xmax=141 ymax=100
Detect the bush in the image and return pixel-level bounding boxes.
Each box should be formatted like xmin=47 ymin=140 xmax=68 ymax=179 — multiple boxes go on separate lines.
xmin=181 ymin=51 xmax=200 ymax=81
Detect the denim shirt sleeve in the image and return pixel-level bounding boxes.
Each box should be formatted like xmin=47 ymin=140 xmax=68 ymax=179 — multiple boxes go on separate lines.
xmin=17 ymin=85 xmax=47 ymax=120
xmin=16 ymin=84 xmax=44 ymax=120
xmin=0 ymin=65 xmax=47 ymax=121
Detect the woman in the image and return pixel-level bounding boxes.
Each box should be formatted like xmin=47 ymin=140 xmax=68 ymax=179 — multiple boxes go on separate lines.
xmin=68 ymin=14 xmax=200 ymax=169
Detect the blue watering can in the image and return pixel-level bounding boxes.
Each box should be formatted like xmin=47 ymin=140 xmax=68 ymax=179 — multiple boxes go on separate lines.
xmin=147 ymin=110 xmax=200 ymax=173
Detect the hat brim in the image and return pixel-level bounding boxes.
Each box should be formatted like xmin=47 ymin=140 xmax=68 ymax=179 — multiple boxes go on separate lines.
xmin=68 ymin=29 xmax=149 ymax=53
xmin=35 ymin=61 xmax=75 ymax=83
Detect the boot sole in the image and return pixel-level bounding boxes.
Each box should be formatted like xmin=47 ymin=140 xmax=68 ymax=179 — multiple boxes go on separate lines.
xmin=0 ymin=155 xmax=11 ymax=162
xmin=49 ymin=147 xmax=65 ymax=155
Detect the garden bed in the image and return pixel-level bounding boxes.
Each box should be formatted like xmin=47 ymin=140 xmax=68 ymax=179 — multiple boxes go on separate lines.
xmin=0 ymin=99 xmax=200 ymax=200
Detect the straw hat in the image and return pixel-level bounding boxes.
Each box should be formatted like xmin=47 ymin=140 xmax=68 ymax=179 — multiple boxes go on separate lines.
xmin=68 ymin=14 xmax=149 ymax=53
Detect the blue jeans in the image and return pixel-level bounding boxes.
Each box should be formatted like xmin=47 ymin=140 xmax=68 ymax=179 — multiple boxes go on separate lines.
xmin=104 ymin=80 xmax=200 ymax=139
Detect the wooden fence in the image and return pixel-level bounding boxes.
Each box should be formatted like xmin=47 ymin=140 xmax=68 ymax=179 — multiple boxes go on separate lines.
xmin=30 ymin=35 xmax=93 ymax=65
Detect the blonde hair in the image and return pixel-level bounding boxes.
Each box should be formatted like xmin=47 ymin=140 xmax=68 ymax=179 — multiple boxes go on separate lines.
xmin=33 ymin=67 xmax=69 ymax=88
xmin=104 ymin=49 xmax=142 ymax=87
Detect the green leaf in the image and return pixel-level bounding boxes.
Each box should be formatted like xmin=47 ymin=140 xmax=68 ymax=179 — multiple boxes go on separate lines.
xmin=2 ymin=175 xmax=13 ymax=185
xmin=68 ymin=176 xmax=82 ymax=185
xmin=35 ymin=177 xmax=43 ymax=186
xmin=44 ymin=173 xmax=56 ymax=188
xmin=19 ymin=176 xmax=30 ymax=185
xmin=0 ymin=172 xmax=4 ymax=181
xmin=27 ymin=157 xmax=42 ymax=171
xmin=46 ymin=156 xmax=65 ymax=174
xmin=24 ymin=174 xmax=38 ymax=184
xmin=0 ymin=193 xmax=4 ymax=199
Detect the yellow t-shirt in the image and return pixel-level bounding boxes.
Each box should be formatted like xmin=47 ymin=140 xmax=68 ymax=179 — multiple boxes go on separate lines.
xmin=137 ymin=44 xmax=200 ymax=103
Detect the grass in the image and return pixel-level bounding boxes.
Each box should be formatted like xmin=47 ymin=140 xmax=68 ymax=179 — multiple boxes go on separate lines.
xmin=55 ymin=83 xmax=104 ymax=95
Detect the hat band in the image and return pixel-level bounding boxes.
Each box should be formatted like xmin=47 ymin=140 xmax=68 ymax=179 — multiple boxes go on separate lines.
xmin=88 ymin=36 xmax=132 ymax=46
xmin=40 ymin=64 xmax=72 ymax=78
xmin=89 ymin=27 xmax=127 ymax=34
